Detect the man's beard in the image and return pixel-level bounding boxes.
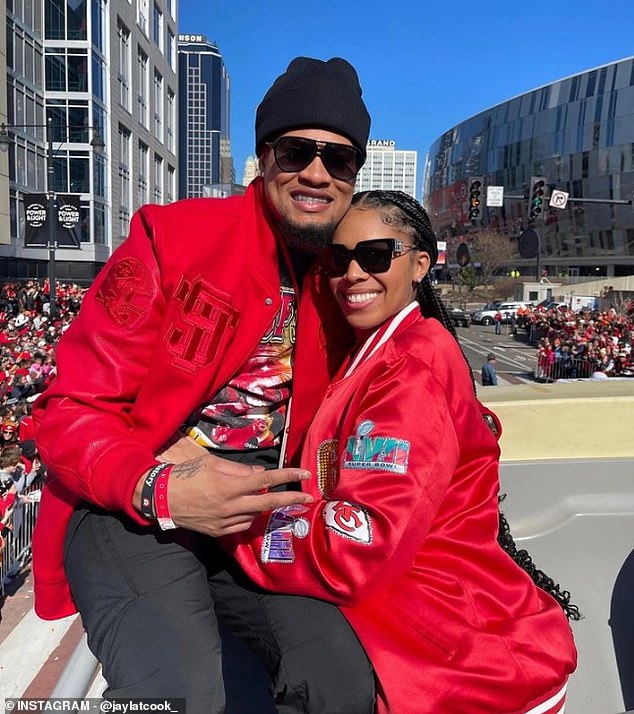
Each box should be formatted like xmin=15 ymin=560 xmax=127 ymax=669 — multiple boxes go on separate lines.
xmin=279 ymin=216 xmax=336 ymax=257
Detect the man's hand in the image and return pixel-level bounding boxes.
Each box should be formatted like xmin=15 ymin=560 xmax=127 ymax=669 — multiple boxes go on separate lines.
xmin=133 ymin=452 xmax=313 ymax=537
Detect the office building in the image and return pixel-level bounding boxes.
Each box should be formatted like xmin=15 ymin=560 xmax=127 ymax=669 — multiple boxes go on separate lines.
xmin=1 ymin=0 xmax=177 ymax=282
xmin=177 ymin=34 xmax=232 ymax=198
xmin=423 ymin=56 xmax=634 ymax=277
xmin=112 ymin=1 xmax=178 ymax=251
xmin=356 ymin=140 xmax=417 ymax=198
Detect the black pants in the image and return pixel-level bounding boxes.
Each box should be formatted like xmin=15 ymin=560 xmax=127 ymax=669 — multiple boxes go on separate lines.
xmin=65 ymin=506 xmax=375 ymax=714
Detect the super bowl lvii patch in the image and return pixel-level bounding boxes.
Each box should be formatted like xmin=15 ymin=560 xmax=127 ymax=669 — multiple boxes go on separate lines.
xmin=343 ymin=419 xmax=410 ymax=474
xmin=261 ymin=504 xmax=310 ymax=563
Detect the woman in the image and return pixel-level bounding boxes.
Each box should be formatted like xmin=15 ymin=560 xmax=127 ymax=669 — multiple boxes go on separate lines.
xmin=227 ymin=191 xmax=577 ymax=714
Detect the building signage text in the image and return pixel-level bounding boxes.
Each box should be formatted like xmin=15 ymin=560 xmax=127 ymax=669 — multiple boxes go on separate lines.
xmin=367 ymin=139 xmax=396 ymax=149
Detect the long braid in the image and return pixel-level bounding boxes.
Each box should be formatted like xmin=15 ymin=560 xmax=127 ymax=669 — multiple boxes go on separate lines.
xmin=497 ymin=500 xmax=580 ymax=620
xmin=350 ymin=190 xmax=580 ymax=620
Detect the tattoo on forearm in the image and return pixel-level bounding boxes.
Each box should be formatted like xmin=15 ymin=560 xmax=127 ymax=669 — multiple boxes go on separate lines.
xmin=171 ymin=457 xmax=204 ymax=480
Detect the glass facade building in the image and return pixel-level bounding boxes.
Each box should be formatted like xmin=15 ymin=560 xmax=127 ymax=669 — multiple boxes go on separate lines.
xmin=423 ymin=56 xmax=634 ymax=277
xmin=2 ymin=0 xmax=177 ymax=281
xmin=177 ymin=34 xmax=232 ymax=199
xmin=4 ymin=0 xmax=109 ymax=281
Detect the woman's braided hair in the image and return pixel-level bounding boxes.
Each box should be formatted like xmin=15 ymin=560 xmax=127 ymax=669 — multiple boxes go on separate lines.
xmin=349 ymin=190 xmax=580 ymax=620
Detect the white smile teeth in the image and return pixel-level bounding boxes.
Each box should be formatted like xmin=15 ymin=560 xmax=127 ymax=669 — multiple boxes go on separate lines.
xmin=345 ymin=293 xmax=378 ymax=304
xmin=294 ymin=195 xmax=328 ymax=204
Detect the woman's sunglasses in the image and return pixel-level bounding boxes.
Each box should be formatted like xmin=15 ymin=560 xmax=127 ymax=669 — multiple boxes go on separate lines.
xmin=266 ymin=136 xmax=364 ymax=181
xmin=323 ymin=239 xmax=416 ymax=276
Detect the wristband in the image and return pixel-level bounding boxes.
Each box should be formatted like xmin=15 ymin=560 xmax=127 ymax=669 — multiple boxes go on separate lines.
xmin=153 ymin=464 xmax=177 ymax=530
xmin=139 ymin=462 xmax=172 ymax=521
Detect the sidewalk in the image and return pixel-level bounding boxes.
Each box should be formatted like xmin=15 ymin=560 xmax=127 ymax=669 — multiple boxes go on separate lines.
xmin=0 ymin=567 xmax=85 ymax=698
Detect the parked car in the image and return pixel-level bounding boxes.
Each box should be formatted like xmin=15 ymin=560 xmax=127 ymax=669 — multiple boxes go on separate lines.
xmin=538 ymin=300 xmax=568 ymax=311
xmin=471 ymin=301 xmax=529 ymax=326
xmin=448 ymin=307 xmax=471 ymax=327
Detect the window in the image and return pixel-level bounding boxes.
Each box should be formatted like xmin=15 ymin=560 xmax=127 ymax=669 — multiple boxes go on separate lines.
xmin=138 ymin=141 xmax=149 ymax=205
xmin=166 ymin=89 xmax=175 ymax=152
xmin=153 ymin=71 xmax=163 ymax=142
xmin=48 ymin=99 xmax=90 ymax=143
xmin=92 ymin=53 xmax=106 ymax=100
xmin=137 ymin=0 xmax=149 ymax=35
xmin=119 ymin=126 xmax=132 ymax=236
xmin=117 ymin=22 xmax=131 ymax=110
xmin=46 ymin=0 xmax=66 ymax=40
xmin=167 ymin=29 xmax=176 ymax=71
xmin=91 ymin=0 xmax=105 ymax=50
xmin=137 ymin=48 xmax=149 ymax=128
xmin=154 ymin=154 xmax=163 ymax=203
xmin=45 ymin=50 xmax=66 ymax=91
xmin=152 ymin=4 xmax=163 ymax=51
xmin=45 ymin=48 xmax=89 ymax=92
xmin=93 ymin=202 xmax=106 ymax=244
xmin=50 ymin=149 xmax=90 ymax=193
xmin=166 ymin=165 xmax=175 ymax=204
xmin=44 ymin=0 xmax=88 ymax=40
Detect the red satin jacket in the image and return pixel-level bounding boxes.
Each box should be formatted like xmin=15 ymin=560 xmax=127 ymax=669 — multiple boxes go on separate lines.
xmin=32 ymin=178 xmax=350 ymax=619
xmin=228 ymin=307 xmax=577 ymax=713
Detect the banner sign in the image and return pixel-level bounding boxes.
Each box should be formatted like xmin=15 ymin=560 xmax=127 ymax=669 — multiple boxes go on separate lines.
xmin=23 ymin=193 xmax=82 ymax=248
xmin=24 ymin=194 xmax=48 ymax=247
xmin=57 ymin=194 xmax=81 ymax=247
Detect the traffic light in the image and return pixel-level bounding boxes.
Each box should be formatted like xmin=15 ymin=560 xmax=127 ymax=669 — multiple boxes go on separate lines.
xmin=528 ymin=176 xmax=547 ymax=221
xmin=467 ymin=176 xmax=483 ymax=222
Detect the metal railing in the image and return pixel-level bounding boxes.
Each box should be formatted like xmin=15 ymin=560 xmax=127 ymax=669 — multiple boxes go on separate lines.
xmin=535 ymin=356 xmax=595 ymax=382
xmin=0 ymin=473 xmax=103 ymax=697
xmin=0 ymin=480 xmax=41 ymax=596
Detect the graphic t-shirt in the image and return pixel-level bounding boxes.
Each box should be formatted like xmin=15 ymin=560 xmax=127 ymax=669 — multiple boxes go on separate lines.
xmin=185 ymin=277 xmax=295 ymax=452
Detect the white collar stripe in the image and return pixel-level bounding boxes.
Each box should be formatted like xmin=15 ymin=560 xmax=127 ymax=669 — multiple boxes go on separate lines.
xmin=344 ymin=301 xmax=419 ymax=379
xmin=522 ymin=681 xmax=567 ymax=714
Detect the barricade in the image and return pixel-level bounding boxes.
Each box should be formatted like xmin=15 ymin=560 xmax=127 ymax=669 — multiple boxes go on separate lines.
xmin=535 ymin=356 xmax=594 ymax=381
xmin=0 ymin=480 xmax=41 ymax=596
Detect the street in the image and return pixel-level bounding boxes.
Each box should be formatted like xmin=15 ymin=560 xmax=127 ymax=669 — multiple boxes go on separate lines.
xmin=454 ymin=323 xmax=536 ymax=386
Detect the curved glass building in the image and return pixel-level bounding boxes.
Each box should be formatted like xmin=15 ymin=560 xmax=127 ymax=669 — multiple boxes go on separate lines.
xmin=423 ymin=56 xmax=634 ymax=277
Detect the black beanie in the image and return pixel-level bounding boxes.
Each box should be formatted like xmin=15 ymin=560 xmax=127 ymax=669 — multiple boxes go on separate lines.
xmin=255 ymin=57 xmax=371 ymax=158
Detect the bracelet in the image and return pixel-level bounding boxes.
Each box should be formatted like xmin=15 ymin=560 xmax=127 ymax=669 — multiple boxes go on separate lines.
xmin=153 ymin=464 xmax=177 ymax=530
xmin=139 ymin=462 xmax=172 ymax=521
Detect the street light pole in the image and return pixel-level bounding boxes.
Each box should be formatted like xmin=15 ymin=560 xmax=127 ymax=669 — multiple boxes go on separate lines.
xmin=45 ymin=117 xmax=57 ymax=320
xmin=0 ymin=120 xmax=104 ymax=313
xmin=535 ymin=229 xmax=542 ymax=281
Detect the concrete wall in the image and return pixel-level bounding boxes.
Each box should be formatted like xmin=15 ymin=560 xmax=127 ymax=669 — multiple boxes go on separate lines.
xmin=481 ymin=380 xmax=634 ymax=462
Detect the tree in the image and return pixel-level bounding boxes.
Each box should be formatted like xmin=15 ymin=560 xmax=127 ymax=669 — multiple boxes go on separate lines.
xmin=599 ymin=287 xmax=634 ymax=317
xmin=471 ymin=230 xmax=517 ymax=287
xmin=456 ymin=265 xmax=478 ymax=292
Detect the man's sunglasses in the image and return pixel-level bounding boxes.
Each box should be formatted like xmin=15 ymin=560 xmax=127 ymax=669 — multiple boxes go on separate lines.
xmin=267 ymin=136 xmax=364 ymax=181
xmin=323 ymin=239 xmax=416 ymax=276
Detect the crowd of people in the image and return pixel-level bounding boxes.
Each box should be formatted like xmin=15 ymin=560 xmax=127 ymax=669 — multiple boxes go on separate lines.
xmin=0 ymin=279 xmax=86 ymax=554
xmin=523 ymin=303 xmax=634 ymax=380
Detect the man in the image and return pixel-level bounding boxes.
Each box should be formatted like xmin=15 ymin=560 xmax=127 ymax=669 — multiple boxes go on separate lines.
xmin=481 ymin=353 xmax=498 ymax=386
xmin=32 ymin=57 xmax=374 ymax=713
xmin=494 ymin=309 xmax=503 ymax=334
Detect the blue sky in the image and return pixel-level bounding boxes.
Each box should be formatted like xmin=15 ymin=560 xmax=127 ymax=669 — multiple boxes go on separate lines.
xmin=178 ymin=0 xmax=634 ymax=194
